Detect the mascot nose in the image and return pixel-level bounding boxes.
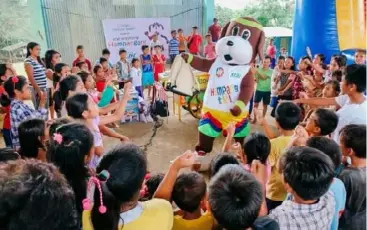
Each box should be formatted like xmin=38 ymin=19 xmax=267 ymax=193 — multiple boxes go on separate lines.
xmin=226 ymin=40 xmax=234 ymax=46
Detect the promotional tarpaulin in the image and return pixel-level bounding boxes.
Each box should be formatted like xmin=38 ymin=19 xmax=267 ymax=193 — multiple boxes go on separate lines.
xmin=102 ymin=18 xmax=171 ymax=64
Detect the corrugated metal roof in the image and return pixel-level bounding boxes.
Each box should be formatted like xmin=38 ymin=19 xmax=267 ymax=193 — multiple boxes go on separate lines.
xmin=41 ymin=0 xmax=203 ymax=65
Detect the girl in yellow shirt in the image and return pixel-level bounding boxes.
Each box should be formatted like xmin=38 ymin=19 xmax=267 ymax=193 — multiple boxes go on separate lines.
xmin=82 ymin=143 xmax=173 ymax=230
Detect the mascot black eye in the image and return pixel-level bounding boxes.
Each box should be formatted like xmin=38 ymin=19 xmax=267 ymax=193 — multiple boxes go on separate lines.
xmin=242 ymin=29 xmax=251 ymax=40
xmin=232 ymin=26 xmax=239 ymax=36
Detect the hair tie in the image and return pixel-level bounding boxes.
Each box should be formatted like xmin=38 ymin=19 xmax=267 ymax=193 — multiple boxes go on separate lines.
xmin=53 ymin=133 xmax=63 ymax=144
xmin=11 ymin=76 xmax=19 ymax=89
xmin=83 ymin=172 xmax=109 ymax=214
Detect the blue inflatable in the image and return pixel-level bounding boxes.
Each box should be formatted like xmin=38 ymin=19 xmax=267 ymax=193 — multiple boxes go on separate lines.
xmin=291 ymin=0 xmax=366 ymax=64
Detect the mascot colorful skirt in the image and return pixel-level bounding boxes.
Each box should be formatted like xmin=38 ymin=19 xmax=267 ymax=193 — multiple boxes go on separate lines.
xmin=183 ymin=17 xmax=265 ymax=155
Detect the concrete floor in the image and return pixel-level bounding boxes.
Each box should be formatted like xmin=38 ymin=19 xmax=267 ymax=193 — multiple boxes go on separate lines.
xmin=103 ymin=93 xmax=276 ymax=173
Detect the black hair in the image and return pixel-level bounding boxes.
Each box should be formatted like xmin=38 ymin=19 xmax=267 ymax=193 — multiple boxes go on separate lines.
xmin=65 ymin=93 xmax=89 ymax=119
xmin=26 ymin=42 xmax=44 ymax=66
xmin=344 ymin=64 xmax=366 ymax=92
xmin=44 ymin=49 xmax=60 ymax=70
xmin=332 ymin=55 xmax=346 ymax=68
xmin=102 ymin=48 xmax=110 ymax=55
xmin=315 ymin=53 xmax=325 ymax=63
xmin=172 ymin=172 xmax=206 ymax=213
xmin=286 ymin=56 xmax=296 ymax=71
xmin=91 ymin=144 xmax=147 ymax=230
xmin=18 ymin=118 xmax=46 ymax=159
xmin=0 ymin=159 xmax=79 ymax=230
xmin=77 ymin=71 xmax=90 ymax=85
xmin=76 ymin=45 xmax=83 ymax=50
xmin=331 ymin=70 xmax=342 ymax=82
xmin=242 ymin=132 xmax=270 ymax=164
xmin=339 ymin=124 xmax=366 ymax=158
xmin=210 ymin=153 xmax=240 ymax=178
xmin=93 ymin=64 xmax=103 ymax=74
xmin=325 ymin=80 xmax=340 ymax=95
xmin=131 ymin=58 xmax=139 ymax=65
xmin=141 ymin=45 xmax=149 ymax=51
xmin=264 ymin=55 xmax=272 ymax=61
xmin=306 ymin=137 xmax=342 ymax=170
xmin=48 ymin=117 xmax=72 ymax=138
xmin=119 ymin=49 xmax=127 ymax=55
xmin=0 ymin=148 xmax=19 ymax=162
xmin=99 ymin=57 xmax=107 ymax=64
xmin=53 ymin=63 xmax=68 ymax=86
xmin=277 ymin=55 xmax=285 ymax=60
xmin=171 ymin=30 xmax=177 ymax=34
xmin=279 ymin=146 xmax=334 ymax=200
xmin=59 ymin=75 xmax=81 ymax=101
xmin=154 ymin=45 xmax=162 ymax=49
xmin=312 ymin=108 xmax=339 ymax=136
xmin=209 ymin=165 xmax=263 ymax=229
xmin=142 ymin=173 xmax=165 ymax=200
xmin=47 ymin=122 xmax=93 ymax=217
xmin=213 ymin=18 xmax=218 ymax=21
xmin=3 ymin=75 xmax=27 ymax=99
xmin=275 ymin=102 xmax=301 ymax=130
xmin=76 ymin=61 xmax=86 ymax=69
xmin=0 ymin=64 xmax=7 ymax=78
xmin=178 ymin=28 xmax=183 ymax=32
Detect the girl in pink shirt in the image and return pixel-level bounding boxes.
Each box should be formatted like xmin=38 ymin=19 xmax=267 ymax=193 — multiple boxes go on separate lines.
xmin=204 ymin=34 xmax=216 ymax=59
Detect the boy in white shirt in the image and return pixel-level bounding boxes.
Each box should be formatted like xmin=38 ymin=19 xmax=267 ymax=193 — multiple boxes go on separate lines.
xmin=130 ymin=58 xmax=143 ymax=98
xmin=294 ymin=64 xmax=366 ymax=142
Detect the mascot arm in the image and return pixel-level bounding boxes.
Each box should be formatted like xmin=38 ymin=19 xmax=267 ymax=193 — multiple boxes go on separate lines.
xmin=187 ymin=54 xmax=215 ymax=73
xmin=231 ymin=71 xmax=255 ymax=116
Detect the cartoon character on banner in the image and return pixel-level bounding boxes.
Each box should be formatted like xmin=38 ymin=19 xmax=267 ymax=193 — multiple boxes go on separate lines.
xmin=182 ymin=17 xmax=265 ymax=158
xmin=144 ymin=22 xmax=169 ymax=45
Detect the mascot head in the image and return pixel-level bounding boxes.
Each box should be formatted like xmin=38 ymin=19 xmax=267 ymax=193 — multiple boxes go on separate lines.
xmin=216 ymin=17 xmax=265 ymax=65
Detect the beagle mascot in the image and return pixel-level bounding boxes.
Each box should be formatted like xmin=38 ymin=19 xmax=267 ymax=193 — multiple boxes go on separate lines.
xmin=183 ymin=17 xmax=265 ymax=155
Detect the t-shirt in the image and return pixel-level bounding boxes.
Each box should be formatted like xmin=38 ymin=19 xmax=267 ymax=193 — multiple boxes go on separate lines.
xmin=131 ymin=67 xmax=142 ymax=87
xmin=82 ymin=199 xmax=173 ymax=230
xmin=72 ymin=57 xmax=92 ymax=71
xmin=332 ymin=94 xmax=367 ymax=142
xmin=266 ymin=136 xmax=292 ymax=201
xmin=271 ymin=67 xmax=281 ymax=96
xmin=329 ymin=178 xmax=347 ymax=230
xmin=279 ymin=73 xmax=295 ymax=97
xmin=169 ymin=38 xmax=180 ymax=55
xmin=255 ymin=67 xmax=273 ymax=92
xmin=338 ymin=166 xmax=366 ymax=230
xmin=178 ymin=35 xmax=187 ymax=51
xmin=173 ymin=211 xmax=214 ymax=230
xmin=187 ymin=34 xmax=202 ymax=54
xmin=266 ymin=45 xmax=276 ymax=58
xmin=116 ymin=59 xmax=130 ymax=81
xmin=208 ymin=24 xmax=221 ymax=41
xmin=24 ymin=57 xmax=47 ymax=89
xmin=204 ymin=42 xmax=216 ymax=59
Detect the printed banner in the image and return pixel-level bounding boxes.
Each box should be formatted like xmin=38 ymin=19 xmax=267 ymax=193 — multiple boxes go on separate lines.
xmin=102 ymin=18 xmax=171 ymax=64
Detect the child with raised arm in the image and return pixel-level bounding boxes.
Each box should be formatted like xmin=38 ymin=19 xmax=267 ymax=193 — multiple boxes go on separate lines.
xmin=294 ymin=64 xmax=366 ymax=142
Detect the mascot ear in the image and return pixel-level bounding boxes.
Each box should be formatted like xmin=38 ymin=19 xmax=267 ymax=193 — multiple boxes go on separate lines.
xmin=220 ymin=22 xmax=230 ymax=38
xmin=257 ymin=30 xmax=266 ymax=62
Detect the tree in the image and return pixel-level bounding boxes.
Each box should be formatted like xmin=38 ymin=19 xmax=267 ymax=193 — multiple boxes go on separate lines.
xmin=216 ymin=0 xmax=294 ymax=28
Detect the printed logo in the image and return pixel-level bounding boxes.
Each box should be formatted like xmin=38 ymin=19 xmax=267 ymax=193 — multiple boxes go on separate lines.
xmin=229 ymin=72 xmax=241 ymax=79
xmin=216 ymin=67 xmax=224 ymax=78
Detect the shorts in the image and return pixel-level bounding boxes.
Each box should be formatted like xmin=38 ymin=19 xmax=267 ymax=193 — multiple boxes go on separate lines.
xmin=135 ymin=86 xmax=143 ymax=98
xmin=254 ymin=90 xmax=271 ymax=105
xmin=48 ymin=88 xmax=53 ymax=106
xmin=270 ymin=96 xmax=278 ymax=107
xmin=198 ymin=112 xmax=251 ymax=138
xmin=142 ymin=72 xmax=154 ymax=87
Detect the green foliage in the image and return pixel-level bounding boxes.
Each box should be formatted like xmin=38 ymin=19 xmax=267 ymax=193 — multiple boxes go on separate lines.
xmin=215 ymin=0 xmax=294 ymax=28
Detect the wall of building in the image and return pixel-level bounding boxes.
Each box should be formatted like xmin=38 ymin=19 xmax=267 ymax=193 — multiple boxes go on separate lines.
xmin=40 ymin=0 xmax=206 ymax=65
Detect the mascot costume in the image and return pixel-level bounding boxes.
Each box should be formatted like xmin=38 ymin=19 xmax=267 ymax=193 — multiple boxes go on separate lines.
xmin=183 ymin=17 xmax=265 ymax=155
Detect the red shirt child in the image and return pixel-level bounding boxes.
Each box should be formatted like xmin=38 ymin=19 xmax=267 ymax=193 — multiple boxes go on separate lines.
xmin=152 ymin=46 xmax=166 ymax=82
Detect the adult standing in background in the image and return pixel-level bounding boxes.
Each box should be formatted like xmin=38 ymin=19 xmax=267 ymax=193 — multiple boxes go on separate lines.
xmin=187 ymin=26 xmax=202 ymax=55
xmin=24 ymin=42 xmax=50 ymax=111
xmin=208 ymin=18 xmax=221 ymax=42
xmin=266 ymin=39 xmax=277 ymax=68
xmin=72 ymin=45 xmax=92 ymax=71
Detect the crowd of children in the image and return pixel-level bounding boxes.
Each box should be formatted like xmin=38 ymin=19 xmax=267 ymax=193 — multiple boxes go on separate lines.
xmin=0 ymin=35 xmax=366 ymax=230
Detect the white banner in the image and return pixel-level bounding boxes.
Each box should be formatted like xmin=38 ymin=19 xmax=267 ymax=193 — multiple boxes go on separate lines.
xmin=102 ymin=18 xmax=171 ymax=64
